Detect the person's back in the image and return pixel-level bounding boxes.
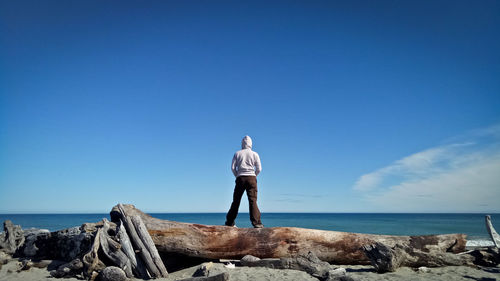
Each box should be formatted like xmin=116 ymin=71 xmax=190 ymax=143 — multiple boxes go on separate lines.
xmin=226 ymin=135 xmax=264 ymax=228
xmin=232 ymin=136 xmax=262 ymax=178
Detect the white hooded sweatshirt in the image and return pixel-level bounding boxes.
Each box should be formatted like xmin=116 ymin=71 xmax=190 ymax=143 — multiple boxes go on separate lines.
xmin=231 ymin=136 xmax=262 ymax=178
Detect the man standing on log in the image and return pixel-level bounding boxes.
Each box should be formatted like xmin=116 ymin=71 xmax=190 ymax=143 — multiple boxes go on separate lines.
xmin=225 ymin=135 xmax=264 ymax=228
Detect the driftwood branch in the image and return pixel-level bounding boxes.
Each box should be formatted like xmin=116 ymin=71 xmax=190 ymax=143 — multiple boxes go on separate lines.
xmin=118 ymin=204 xmax=162 ymax=278
xmin=116 ymin=220 xmax=137 ymax=267
xmin=485 ymin=215 xmax=500 ymax=248
xmin=82 ymin=227 xmax=105 ymax=281
xmin=117 ymin=219 xmax=149 ymax=279
xmin=130 ymin=215 xmax=169 ymax=277
xmin=116 ymin=203 xmax=168 ymax=278
xmin=240 ymin=252 xmax=353 ymax=281
xmin=99 ymin=218 xmax=134 ymax=278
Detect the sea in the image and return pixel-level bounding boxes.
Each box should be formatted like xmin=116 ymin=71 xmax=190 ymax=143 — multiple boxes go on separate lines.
xmin=0 ymin=213 xmax=498 ymax=247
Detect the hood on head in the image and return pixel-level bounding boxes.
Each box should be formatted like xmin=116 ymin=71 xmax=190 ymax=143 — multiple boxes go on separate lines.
xmin=241 ymin=135 xmax=252 ymax=149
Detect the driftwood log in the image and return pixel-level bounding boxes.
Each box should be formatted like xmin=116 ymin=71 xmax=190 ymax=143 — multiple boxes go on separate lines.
xmin=115 ymin=204 xmax=168 ymax=278
xmin=130 ymin=215 xmax=169 ymax=276
xmin=14 ymin=223 xmax=95 ymax=261
xmin=240 ymin=252 xmax=355 ymax=281
xmin=362 ymin=215 xmax=500 ymax=272
xmin=0 ymin=214 xmax=166 ymax=280
xmin=110 ymin=204 xmax=467 ymax=265
xmin=362 ymin=242 xmax=473 ymax=272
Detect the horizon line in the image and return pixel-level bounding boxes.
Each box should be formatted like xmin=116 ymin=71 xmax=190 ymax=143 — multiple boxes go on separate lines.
xmin=1 ymin=211 xmax=499 ymax=215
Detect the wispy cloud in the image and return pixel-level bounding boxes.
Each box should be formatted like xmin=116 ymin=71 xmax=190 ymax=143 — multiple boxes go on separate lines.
xmin=354 ymin=143 xmax=474 ymax=191
xmin=353 ymin=124 xmax=500 ymax=212
xmin=363 ymin=156 xmax=500 ymax=212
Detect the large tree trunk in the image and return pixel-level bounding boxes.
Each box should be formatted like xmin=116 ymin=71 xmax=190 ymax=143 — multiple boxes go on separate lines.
xmin=110 ymin=204 xmax=467 ymax=265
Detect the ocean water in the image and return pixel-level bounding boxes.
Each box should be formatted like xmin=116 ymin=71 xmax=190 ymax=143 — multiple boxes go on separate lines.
xmin=0 ymin=213 xmax=498 ymax=243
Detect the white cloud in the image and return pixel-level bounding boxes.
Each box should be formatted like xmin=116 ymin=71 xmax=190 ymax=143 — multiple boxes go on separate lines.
xmin=353 ymin=124 xmax=500 ymax=212
xmin=354 ymin=172 xmax=384 ymax=191
xmin=364 ymin=154 xmax=500 ymax=212
xmin=353 ymin=144 xmax=466 ymax=191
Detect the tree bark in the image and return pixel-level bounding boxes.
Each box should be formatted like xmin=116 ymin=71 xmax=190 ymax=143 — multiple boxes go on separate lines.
xmin=110 ymin=204 xmax=467 ymax=265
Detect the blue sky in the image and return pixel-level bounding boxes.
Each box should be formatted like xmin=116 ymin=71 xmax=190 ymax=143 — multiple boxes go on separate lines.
xmin=1 ymin=0 xmax=499 ymax=213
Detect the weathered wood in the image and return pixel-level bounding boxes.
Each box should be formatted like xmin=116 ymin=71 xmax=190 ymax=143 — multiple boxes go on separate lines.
xmin=485 ymin=215 xmax=500 ymax=248
xmin=130 ymin=215 xmax=169 ymax=277
xmin=362 ymin=242 xmax=473 ymax=272
xmin=82 ymin=227 xmax=105 ymax=280
xmin=17 ymin=225 xmax=94 ymax=261
xmin=117 ymin=219 xmax=149 ymax=279
xmin=241 ymin=252 xmax=335 ymax=280
xmin=99 ymin=219 xmax=134 ymax=278
xmin=116 ymin=204 xmax=163 ymax=278
xmin=111 ymin=204 xmax=467 ymax=265
xmin=50 ymin=258 xmax=83 ymax=278
xmin=117 ymin=220 xmax=137 ymax=266
xmin=467 ymin=247 xmax=500 ymax=267
xmin=0 ymin=220 xmax=24 ymax=254
xmin=240 ymin=254 xmax=354 ymax=281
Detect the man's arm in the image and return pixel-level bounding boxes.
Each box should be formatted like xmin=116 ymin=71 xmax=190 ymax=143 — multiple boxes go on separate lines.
xmin=254 ymin=152 xmax=262 ymax=176
xmin=231 ymin=153 xmax=238 ymax=177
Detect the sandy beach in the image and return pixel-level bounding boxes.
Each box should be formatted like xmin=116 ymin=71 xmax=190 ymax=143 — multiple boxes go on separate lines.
xmin=1 ymin=257 xmax=499 ymax=281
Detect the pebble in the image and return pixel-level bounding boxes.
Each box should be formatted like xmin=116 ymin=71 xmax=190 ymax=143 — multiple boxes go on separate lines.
xmin=417 ymin=266 xmax=430 ymax=273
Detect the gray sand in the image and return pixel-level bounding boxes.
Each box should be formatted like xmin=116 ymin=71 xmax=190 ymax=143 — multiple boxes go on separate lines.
xmin=1 ymin=258 xmax=499 ymax=281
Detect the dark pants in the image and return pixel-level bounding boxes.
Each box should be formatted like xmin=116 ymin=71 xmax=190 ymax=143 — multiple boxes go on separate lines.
xmin=225 ymin=176 xmax=262 ymax=227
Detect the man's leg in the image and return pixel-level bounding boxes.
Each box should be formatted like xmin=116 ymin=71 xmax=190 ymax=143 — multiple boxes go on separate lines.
xmin=245 ymin=176 xmax=263 ymax=227
xmin=225 ymin=177 xmax=245 ymax=226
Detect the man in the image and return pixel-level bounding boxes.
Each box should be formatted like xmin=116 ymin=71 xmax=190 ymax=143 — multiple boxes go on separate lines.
xmin=225 ymin=135 xmax=264 ymax=228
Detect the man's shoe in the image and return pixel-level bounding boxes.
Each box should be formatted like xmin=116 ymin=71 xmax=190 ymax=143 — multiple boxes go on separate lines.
xmin=253 ymin=224 xmax=264 ymax=228
xmin=225 ymin=222 xmax=237 ymax=228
